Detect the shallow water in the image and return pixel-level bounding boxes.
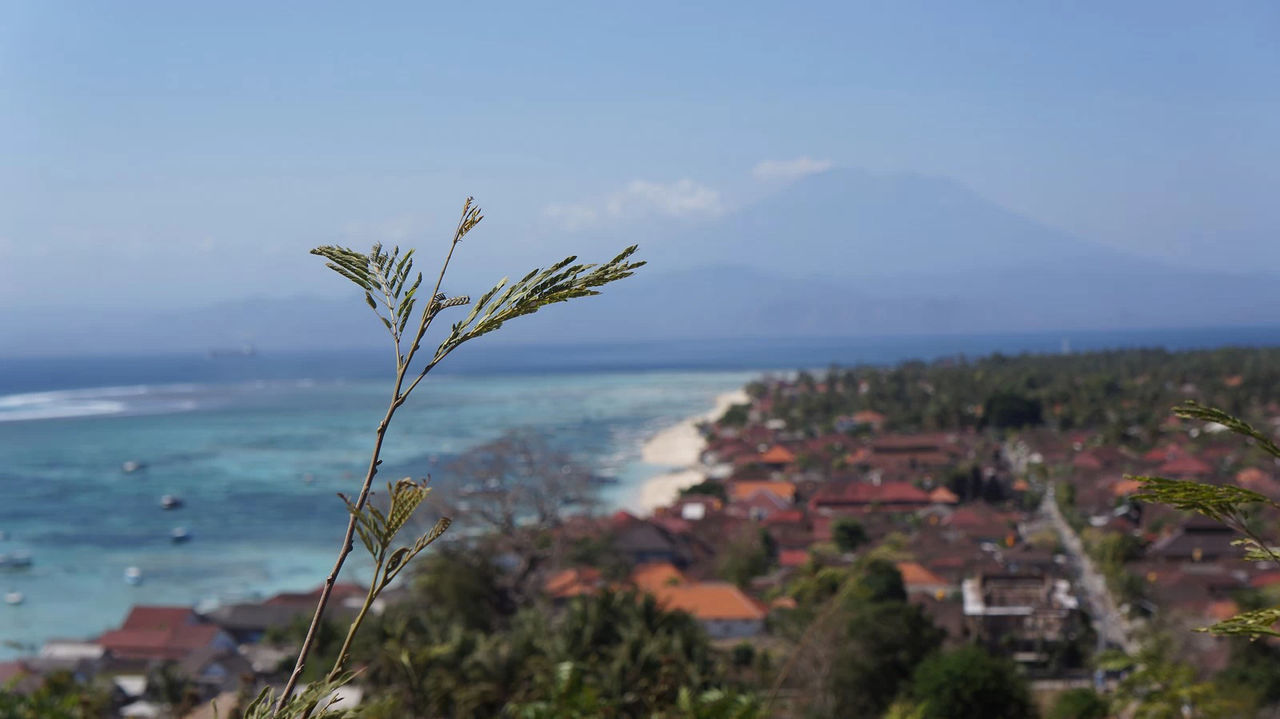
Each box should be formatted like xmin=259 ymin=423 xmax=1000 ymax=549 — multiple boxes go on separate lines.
xmin=0 ymin=370 xmax=754 ymax=656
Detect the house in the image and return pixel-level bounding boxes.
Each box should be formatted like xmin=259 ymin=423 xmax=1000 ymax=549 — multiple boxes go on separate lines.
xmin=809 ymin=480 xmax=931 ymax=513
xmin=200 ymin=603 xmax=310 ymax=644
xmin=611 ymin=514 xmax=705 ymax=567
xmin=944 ymin=505 xmax=1018 ymax=545
xmin=1156 ymin=455 xmax=1213 ymax=478
xmin=727 ymin=486 xmax=792 ymax=521
xmin=897 ymin=562 xmax=952 ymax=597
xmin=1149 ymin=518 xmax=1239 ymax=563
xmin=728 ymin=480 xmax=796 ymax=504
xmin=928 ymin=487 xmax=959 ymax=505
xmin=757 ymin=445 xmax=797 ymax=470
xmin=97 ymin=606 xmax=236 ymax=664
xmin=177 ymin=646 xmax=255 ymax=693
xmin=544 ymin=567 xmax=605 ymax=600
xmin=962 ymin=573 xmax=1080 ymax=666
xmin=628 ymin=563 xmax=767 ymax=639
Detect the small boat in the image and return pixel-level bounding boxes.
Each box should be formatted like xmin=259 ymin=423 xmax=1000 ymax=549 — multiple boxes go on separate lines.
xmin=124 ymin=566 xmax=143 ymax=585
xmin=160 ymin=495 xmax=183 ymax=510
xmin=122 ymin=460 xmax=146 ymax=474
xmin=4 ymin=592 xmax=23 ymax=606
xmin=0 ymin=551 xmax=32 ymax=570
xmin=170 ymin=527 xmax=191 ymax=544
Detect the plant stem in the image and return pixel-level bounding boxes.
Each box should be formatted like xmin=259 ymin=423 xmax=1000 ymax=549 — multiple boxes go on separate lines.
xmin=272 ymin=207 xmax=471 ymax=716
xmin=327 ymin=557 xmax=385 ymax=682
xmin=273 ymin=377 xmax=404 ymax=714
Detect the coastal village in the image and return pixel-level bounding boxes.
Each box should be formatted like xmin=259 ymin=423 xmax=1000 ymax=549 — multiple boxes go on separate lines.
xmin=5 ymin=363 xmax=1280 ymax=717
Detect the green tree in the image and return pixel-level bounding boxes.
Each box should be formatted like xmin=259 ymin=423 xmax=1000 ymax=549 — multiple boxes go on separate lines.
xmin=982 ymin=391 xmax=1043 ymax=429
xmin=832 ymin=518 xmax=868 ymax=553
xmin=680 ymin=480 xmax=728 ymax=502
xmin=829 ymin=601 xmax=945 ymax=718
xmin=1103 ymin=639 xmax=1242 ymax=719
xmin=0 ymin=672 xmax=112 ymax=719
xmin=909 ymin=644 xmax=1035 ymax=719
xmin=852 ymin=558 xmax=907 ymax=603
xmin=1047 ymin=688 xmax=1107 ymax=719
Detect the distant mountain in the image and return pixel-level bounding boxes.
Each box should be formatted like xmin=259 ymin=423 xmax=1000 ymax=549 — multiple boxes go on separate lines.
xmin=644 ymin=168 xmax=1137 ymax=282
xmin=4 ymin=167 xmax=1276 ymax=356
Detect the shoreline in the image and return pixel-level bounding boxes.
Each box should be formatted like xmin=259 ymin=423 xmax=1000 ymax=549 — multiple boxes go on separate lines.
xmin=629 ymin=388 xmax=749 ymax=513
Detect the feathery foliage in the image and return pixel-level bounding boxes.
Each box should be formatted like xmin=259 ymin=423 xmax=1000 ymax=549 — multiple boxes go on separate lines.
xmin=1130 ymin=400 xmax=1280 ymax=640
xmin=265 ymin=197 xmax=642 ymax=717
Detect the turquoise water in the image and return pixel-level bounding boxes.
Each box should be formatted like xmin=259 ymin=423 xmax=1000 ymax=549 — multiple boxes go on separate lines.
xmin=0 ymin=370 xmax=754 ymax=656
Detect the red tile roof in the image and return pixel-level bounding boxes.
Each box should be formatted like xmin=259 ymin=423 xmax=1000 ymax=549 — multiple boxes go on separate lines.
xmin=810 ymin=480 xmax=931 ymax=509
xmin=1157 ymin=455 xmax=1213 ymax=477
xmin=99 ymin=623 xmax=223 ymax=661
xmin=778 ymin=549 xmax=809 ymax=567
xmin=121 ymin=606 xmax=193 ymax=632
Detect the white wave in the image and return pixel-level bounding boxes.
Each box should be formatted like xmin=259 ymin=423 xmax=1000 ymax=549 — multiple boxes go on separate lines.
xmin=0 ymin=399 xmax=128 ymax=422
xmin=0 ymin=383 xmax=206 ymax=423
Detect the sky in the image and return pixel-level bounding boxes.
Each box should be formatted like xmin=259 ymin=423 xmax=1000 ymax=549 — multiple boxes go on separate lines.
xmin=1 ymin=1 xmax=1278 ymax=317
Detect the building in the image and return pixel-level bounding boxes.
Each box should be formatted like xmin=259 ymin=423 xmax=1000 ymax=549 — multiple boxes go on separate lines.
xmin=962 ymin=574 xmax=1080 ymax=666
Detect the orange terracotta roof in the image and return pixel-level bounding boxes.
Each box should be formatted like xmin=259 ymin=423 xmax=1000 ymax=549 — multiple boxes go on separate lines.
xmin=759 ymin=445 xmax=797 ymax=464
xmin=1238 ymin=467 xmax=1271 ymax=487
xmin=770 ymin=596 xmax=798 ymax=610
xmin=545 ymin=567 xmax=603 ymax=599
xmin=896 ymin=562 xmax=948 ymax=588
xmin=1207 ymin=600 xmax=1239 ymax=622
xmin=1012 ymin=478 xmax=1030 ymax=492
xmin=631 ymin=562 xmax=685 ymax=594
xmin=652 ymin=582 xmax=767 ymax=621
xmin=845 ymin=448 xmax=873 ymax=464
xmin=928 ymin=487 xmax=959 ymax=504
xmin=852 ymin=410 xmax=886 ymax=425
xmin=729 ymin=480 xmax=796 ymax=503
xmin=1111 ymin=478 xmax=1143 ymax=497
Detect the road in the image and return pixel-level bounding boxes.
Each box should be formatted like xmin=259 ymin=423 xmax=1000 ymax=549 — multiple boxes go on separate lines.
xmin=1043 ymin=482 xmax=1139 ymax=655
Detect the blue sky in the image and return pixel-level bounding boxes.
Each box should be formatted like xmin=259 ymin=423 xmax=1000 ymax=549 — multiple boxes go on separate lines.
xmin=2 ymin=1 xmax=1277 ymax=314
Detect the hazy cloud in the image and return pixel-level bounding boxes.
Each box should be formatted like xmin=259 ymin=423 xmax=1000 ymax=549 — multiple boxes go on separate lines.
xmin=752 ymin=156 xmax=833 ymax=182
xmin=544 ymin=179 xmax=723 ymax=230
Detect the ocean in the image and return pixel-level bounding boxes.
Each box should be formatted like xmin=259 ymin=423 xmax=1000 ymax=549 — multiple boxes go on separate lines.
xmin=1 ymin=327 xmax=1278 ymax=656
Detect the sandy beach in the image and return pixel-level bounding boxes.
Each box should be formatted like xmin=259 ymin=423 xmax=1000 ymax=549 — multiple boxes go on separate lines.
xmin=632 ymin=388 xmax=749 ymax=512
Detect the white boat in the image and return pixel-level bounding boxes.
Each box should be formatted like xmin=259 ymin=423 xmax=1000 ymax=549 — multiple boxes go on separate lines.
xmin=122 ymin=460 xmax=146 ymax=474
xmin=160 ymin=495 xmax=183 ymax=510
xmin=124 ymin=567 xmax=143 ymax=585
xmin=0 ymin=551 xmax=32 ymax=570
xmin=4 ymin=592 xmax=23 ymax=606
xmin=170 ymin=527 xmax=191 ymax=543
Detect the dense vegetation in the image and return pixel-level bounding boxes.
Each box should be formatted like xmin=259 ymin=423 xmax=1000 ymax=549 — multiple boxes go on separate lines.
xmin=752 ymin=347 xmax=1280 ymax=441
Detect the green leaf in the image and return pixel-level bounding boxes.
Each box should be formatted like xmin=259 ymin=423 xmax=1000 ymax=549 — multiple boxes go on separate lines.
xmin=1197 ymin=607 xmax=1280 ymax=639
xmin=1173 ymin=401 xmax=1280 ymax=458
xmin=1130 ymin=475 xmax=1276 ymax=523
xmin=386 ymin=478 xmax=428 ymax=538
